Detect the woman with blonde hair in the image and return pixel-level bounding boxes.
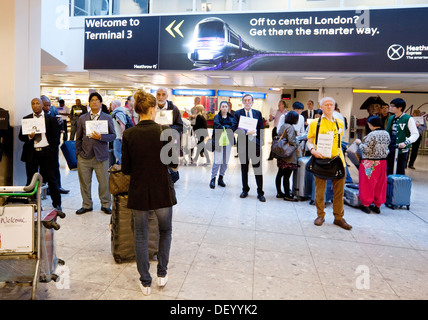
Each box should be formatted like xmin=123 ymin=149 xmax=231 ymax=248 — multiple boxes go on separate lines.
xmin=121 ymin=90 xmax=178 ymax=296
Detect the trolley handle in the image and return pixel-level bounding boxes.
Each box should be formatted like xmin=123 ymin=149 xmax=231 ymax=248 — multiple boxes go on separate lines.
xmin=23 ymin=173 xmax=42 ymax=192
xmin=0 ymin=173 xmax=43 ymax=195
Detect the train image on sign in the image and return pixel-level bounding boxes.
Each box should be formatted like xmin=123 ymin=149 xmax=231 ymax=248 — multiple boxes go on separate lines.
xmin=188 ymin=17 xmax=257 ymax=67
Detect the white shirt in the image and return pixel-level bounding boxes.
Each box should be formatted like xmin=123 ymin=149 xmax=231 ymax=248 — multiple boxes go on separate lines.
xmin=90 ymin=110 xmax=101 ymax=120
xmin=33 ymin=111 xmax=49 ymax=148
xmin=293 ymin=114 xmax=306 ymax=137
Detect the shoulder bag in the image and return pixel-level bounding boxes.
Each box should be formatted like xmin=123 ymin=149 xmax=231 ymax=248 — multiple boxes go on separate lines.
xmin=306 ymin=118 xmax=345 ymax=180
xmin=271 ymin=124 xmax=297 ymax=159
xmin=108 ymin=164 xmax=130 ymax=195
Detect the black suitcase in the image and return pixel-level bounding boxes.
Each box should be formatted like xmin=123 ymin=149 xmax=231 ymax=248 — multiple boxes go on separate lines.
xmin=111 ymin=194 xmax=135 ymax=263
xmin=60 ymin=140 xmax=77 ymax=170
xmin=110 ymin=195 xmax=159 ymax=263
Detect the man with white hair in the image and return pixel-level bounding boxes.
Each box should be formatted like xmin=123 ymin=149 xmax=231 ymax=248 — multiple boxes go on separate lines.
xmin=307 ymin=96 xmax=352 ymax=230
xmin=110 ymin=99 xmax=127 ymax=164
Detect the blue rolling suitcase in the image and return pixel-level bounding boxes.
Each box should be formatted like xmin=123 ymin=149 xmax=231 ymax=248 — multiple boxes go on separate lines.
xmin=344 ymin=183 xmax=361 ymax=207
xmin=60 ymin=140 xmax=77 ymax=170
xmin=385 ymin=148 xmax=411 ymax=210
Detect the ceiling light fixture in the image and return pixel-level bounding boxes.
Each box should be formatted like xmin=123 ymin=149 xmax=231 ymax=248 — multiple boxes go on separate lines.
xmin=208 ymin=75 xmax=230 ymax=79
xmin=353 ymin=89 xmax=401 ymax=94
xmin=302 ymin=77 xmax=326 ymax=80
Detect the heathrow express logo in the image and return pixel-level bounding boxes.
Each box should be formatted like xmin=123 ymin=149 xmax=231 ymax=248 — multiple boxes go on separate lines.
xmin=387 ymin=44 xmax=405 ymax=60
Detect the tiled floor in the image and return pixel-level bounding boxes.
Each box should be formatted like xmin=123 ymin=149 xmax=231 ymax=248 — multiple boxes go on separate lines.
xmin=2 ymin=136 xmax=428 ymax=300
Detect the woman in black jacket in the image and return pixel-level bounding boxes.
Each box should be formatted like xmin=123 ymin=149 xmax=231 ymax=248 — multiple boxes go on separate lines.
xmin=121 ymin=90 xmax=178 ymax=296
xmin=209 ymin=101 xmax=235 ymax=188
xmin=192 ymin=105 xmax=210 ymax=165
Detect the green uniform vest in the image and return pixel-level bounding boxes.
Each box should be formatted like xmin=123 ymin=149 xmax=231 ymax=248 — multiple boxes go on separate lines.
xmin=386 ymin=113 xmax=411 ymax=154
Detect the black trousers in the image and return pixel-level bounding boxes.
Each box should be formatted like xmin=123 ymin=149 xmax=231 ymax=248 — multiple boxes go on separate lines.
xmin=268 ymin=127 xmax=277 ymax=159
xmin=408 ymin=135 xmax=422 ymax=167
xmin=239 ymin=141 xmax=263 ymax=195
xmin=387 ymin=147 xmax=409 ymax=175
xmin=25 ymin=148 xmax=61 ymax=208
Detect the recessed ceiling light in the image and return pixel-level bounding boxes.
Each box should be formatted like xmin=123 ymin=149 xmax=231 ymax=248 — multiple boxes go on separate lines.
xmin=302 ymin=77 xmax=326 ymax=80
xmin=208 ymin=75 xmax=230 ymax=79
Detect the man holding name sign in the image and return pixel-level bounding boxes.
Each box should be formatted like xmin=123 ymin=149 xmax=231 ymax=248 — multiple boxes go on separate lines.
xmin=232 ymin=94 xmax=265 ymax=202
xmin=19 ymin=98 xmax=63 ymax=214
xmin=307 ymin=97 xmax=352 ymax=230
xmin=75 ymin=92 xmax=116 ymax=215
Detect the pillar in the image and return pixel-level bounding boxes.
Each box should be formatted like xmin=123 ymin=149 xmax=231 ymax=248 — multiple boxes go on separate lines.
xmin=0 ymin=0 xmax=42 ymax=186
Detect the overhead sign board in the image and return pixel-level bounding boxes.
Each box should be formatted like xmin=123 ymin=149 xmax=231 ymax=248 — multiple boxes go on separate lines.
xmin=84 ymin=7 xmax=428 ymax=72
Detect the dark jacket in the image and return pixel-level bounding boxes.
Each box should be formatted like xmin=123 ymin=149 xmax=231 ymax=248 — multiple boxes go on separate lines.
xmin=211 ymin=112 xmax=235 ymax=151
xmin=276 ymin=123 xmax=298 ymax=164
xmin=194 ymin=114 xmax=208 ymax=140
xmin=18 ymin=113 xmax=60 ymax=163
xmin=121 ymin=120 xmax=177 ymax=211
xmin=75 ymin=112 xmax=116 ymax=162
xmin=165 ymin=100 xmax=183 ymax=134
xmin=232 ymin=108 xmax=264 ymax=154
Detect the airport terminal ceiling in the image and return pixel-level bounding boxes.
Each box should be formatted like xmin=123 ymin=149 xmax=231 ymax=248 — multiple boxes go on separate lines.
xmin=39 ymin=70 xmax=428 ymax=93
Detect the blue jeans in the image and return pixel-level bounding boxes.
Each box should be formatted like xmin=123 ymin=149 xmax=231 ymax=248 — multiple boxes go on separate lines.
xmin=132 ymin=207 xmax=173 ymax=286
xmin=113 ymin=139 xmax=122 ymax=164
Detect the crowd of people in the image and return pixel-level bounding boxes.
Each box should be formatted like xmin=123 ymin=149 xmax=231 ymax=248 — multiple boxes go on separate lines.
xmin=18 ymin=90 xmax=424 ymax=296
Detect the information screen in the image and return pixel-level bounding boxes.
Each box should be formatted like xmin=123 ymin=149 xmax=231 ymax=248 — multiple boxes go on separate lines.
xmin=84 ymin=7 xmax=428 ymax=72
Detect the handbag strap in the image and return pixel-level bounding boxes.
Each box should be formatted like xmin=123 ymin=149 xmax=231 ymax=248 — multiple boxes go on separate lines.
xmin=315 ymin=117 xmax=341 ymax=149
xmin=278 ymin=123 xmax=289 ymax=140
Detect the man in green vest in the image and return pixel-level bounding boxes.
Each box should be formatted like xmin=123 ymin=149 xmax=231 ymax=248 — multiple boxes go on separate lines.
xmin=385 ymin=98 xmax=419 ymax=175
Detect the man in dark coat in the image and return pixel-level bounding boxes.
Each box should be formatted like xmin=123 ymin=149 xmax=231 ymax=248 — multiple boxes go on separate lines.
xmin=232 ymin=94 xmax=265 ymax=202
xmin=18 ymin=98 xmax=62 ymax=212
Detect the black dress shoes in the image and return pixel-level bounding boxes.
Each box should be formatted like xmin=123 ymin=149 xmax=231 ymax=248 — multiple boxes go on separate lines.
xmin=101 ymin=207 xmax=112 ymax=214
xmin=59 ymin=188 xmax=70 ymax=194
xmin=240 ymin=191 xmax=248 ymax=198
xmin=257 ymin=195 xmax=266 ymax=202
xmin=76 ymin=207 xmax=93 ymax=215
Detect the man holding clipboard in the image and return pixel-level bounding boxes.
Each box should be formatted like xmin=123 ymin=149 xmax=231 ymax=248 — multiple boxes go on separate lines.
xmin=307 ymin=97 xmax=352 ymax=230
xmin=75 ymin=92 xmax=116 ymax=215
xmin=232 ymin=94 xmax=265 ymax=202
xmin=19 ymin=98 xmax=62 ymax=213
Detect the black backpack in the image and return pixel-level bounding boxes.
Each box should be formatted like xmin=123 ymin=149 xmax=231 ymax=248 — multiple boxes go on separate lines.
xmin=113 ymin=111 xmax=133 ymax=129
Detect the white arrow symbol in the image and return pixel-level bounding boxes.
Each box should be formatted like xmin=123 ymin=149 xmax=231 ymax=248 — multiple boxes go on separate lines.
xmin=165 ymin=20 xmax=184 ymax=38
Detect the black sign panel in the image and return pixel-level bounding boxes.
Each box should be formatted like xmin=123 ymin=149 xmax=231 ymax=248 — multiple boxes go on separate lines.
xmin=84 ymin=7 xmax=428 ymax=72
xmin=84 ymin=16 xmax=160 ymax=69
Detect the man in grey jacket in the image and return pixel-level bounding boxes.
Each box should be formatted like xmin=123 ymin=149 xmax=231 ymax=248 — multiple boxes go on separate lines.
xmin=75 ymin=92 xmax=116 ymax=215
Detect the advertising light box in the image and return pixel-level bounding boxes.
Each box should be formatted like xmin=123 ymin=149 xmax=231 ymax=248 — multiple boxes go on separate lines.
xmin=84 ymin=7 xmax=428 ymax=72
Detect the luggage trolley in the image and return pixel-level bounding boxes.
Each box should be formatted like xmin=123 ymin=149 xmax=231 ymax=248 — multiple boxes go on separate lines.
xmin=0 ymin=172 xmax=66 ymax=299
xmin=0 ymin=173 xmax=43 ymax=299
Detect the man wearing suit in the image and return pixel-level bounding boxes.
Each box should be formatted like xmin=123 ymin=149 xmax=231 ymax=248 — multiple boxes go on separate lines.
xmin=233 ymin=94 xmax=265 ymax=202
xmin=19 ymin=98 xmax=62 ymax=212
xmin=40 ymin=95 xmax=70 ymax=194
xmin=75 ymin=92 xmax=116 ymax=215
xmin=302 ymin=100 xmax=316 ymax=128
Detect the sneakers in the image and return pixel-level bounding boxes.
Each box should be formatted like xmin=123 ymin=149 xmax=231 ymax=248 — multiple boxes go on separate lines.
xmin=139 ymin=283 xmax=151 ymax=296
xmin=157 ymin=275 xmax=168 ymax=287
xmin=139 ymin=275 xmax=168 ymax=296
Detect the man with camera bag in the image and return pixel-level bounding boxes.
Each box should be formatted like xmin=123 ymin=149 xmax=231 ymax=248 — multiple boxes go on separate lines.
xmin=307 ymin=97 xmax=352 ymax=230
